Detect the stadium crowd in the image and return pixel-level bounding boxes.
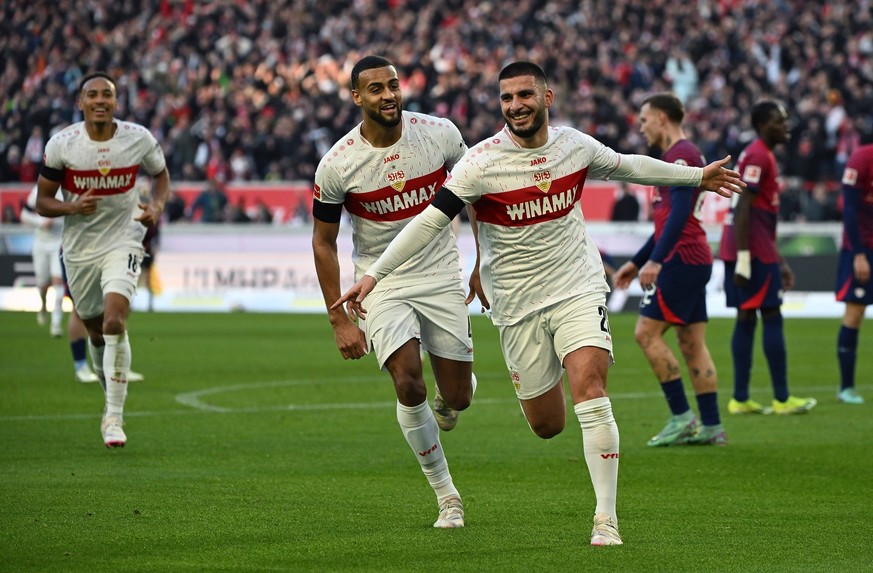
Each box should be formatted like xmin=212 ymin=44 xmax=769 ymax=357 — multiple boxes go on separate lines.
xmin=1 ymin=0 xmax=871 ymax=222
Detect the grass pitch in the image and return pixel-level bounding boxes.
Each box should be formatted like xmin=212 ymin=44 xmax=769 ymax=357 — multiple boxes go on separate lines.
xmin=1 ymin=310 xmax=871 ymax=572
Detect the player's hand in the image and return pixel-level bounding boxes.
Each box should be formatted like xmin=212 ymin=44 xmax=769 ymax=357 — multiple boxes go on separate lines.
xmin=701 ymin=156 xmax=746 ymax=198
xmin=781 ymin=262 xmax=795 ymax=291
xmin=331 ymin=275 xmax=377 ymax=321
xmin=638 ymin=261 xmax=662 ymax=290
xmin=76 ymin=188 xmax=101 ymax=215
xmin=136 ymin=202 xmax=163 ymax=227
xmin=854 ymin=254 xmax=871 ymax=284
xmin=465 ymin=264 xmax=490 ymax=310
xmin=612 ymin=262 xmax=638 ymax=290
xmin=332 ymin=319 xmax=368 ymax=360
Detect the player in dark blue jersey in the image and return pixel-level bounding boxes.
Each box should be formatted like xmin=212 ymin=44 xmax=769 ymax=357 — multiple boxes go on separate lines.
xmin=834 ymin=143 xmax=873 ymax=405
xmin=615 ymin=93 xmax=725 ymax=446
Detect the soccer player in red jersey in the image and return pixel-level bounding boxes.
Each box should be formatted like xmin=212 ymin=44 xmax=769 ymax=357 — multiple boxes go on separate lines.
xmin=719 ymin=100 xmax=816 ymax=415
xmin=614 ymin=93 xmax=726 ymax=446
xmin=834 ymin=142 xmax=873 ymax=404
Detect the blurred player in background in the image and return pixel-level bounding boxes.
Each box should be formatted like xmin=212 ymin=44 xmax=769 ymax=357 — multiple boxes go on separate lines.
xmin=20 ymin=185 xmax=64 ymax=337
xmin=834 ymin=142 xmax=873 ymax=405
xmin=36 ymin=72 xmax=169 ymax=448
xmin=719 ymin=100 xmax=816 ymax=415
xmin=614 ymin=92 xmax=726 ymax=447
xmin=334 ymin=61 xmax=745 ymax=546
xmin=312 ymin=55 xmax=476 ymax=529
xmin=137 ymin=180 xmax=160 ymax=312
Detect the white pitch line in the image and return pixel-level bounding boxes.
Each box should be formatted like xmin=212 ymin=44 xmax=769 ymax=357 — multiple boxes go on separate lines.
xmin=0 ymin=383 xmax=841 ymax=422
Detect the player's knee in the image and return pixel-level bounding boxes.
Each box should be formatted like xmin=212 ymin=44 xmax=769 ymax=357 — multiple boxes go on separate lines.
xmin=393 ymin=376 xmax=427 ymax=405
xmin=102 ymin=315 xmax=126 ymax=335
xmin=530 ymin=419 xmax=563 ymax=440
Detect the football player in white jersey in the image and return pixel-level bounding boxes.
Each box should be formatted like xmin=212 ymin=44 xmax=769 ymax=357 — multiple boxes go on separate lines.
xmin=36 ymin=72 xmax=170 ymax=448
xmin=312 ymin=55 xmax=476 ymax=529
xmin=20 ymin=185 xmax=64 ymax=337
xmin=334 ymin=61 xmax=745 ymax=546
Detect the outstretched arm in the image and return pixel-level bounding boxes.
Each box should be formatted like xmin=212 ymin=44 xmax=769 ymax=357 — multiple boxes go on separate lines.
xmin=609 ymin=154 xmax=745 ymax=198
xmin=332 ymin=188 xmax=464 ymax=318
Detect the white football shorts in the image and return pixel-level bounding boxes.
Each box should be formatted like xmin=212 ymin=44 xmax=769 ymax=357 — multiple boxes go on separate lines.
xmin=65 ymin=247 xmax=144 ymax=320
xmin=362 ymin=276 xmax=474 ymax=370
xmin=498 ymin=291 xmax=614 ymax=400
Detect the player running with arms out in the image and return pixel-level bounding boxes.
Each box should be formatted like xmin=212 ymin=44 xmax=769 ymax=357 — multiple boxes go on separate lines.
xmin=614 ymin=92 xmax=726 ymax=447
xmin=334 ymin=61 xmax=745 ymax=546
xmin=36 ymin=72 xmax=170 ymax=448
xmin=311 ymin=55 xmax=477 ymax=529
xmin=834 ymin=142 xmax=873 ymax=405
xmin=719 ymin=100 xmax=816 ymax=416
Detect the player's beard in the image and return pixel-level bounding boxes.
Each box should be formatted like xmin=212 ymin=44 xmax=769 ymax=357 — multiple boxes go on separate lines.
xmin=504 ymin=106 xmax=546 ymax=139
xmin=365 ymin=103 xmax=403 ymax=128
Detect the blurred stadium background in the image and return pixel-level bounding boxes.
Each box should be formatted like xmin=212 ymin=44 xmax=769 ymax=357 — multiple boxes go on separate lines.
xmin=1 ymin=0 xmax=871 ymax=314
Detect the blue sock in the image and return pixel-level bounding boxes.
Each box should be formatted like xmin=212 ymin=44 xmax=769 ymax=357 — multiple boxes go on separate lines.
xmin=71 ymin=338 xmax=87 ymax=371
xmin=762 ymin=312 xmax=788 ymax=402
xmin=695 ymin=392 xmax=720 ymax=426
xmin=837 ymin=325 xmax=859 ymax=391
xmin=731 ymin=316 xmax=757 ymax=401
xmin=660 ymin=378 xmax=690 ymax=416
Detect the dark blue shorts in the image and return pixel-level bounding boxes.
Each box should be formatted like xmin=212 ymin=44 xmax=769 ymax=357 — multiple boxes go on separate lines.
xmin=723 ymin=260 xmax=783 ymax=310
xmin=639 ymin=259 xmax=711 ymax=325
xmin=835 ymin=249 xmax=873 ymax=305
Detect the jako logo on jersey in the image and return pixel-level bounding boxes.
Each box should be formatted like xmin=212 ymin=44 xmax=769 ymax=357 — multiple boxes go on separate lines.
xmin=534 ymin=170 xmax=551 ymax=193
xmin=530 ymin=156 xmax=547 ymax=166
xmin=387 ymin=170 xmax=406 ymax=191
xmin=383 ymin=153 xmax=400 ymax=164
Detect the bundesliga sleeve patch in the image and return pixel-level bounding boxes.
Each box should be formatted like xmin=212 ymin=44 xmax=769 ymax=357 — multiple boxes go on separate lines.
xmin=742 ymin=165 xmax=762 ymax=184
xmin=842 ymin=167 xmax=858 ymax=186
xmin=313 ymin=183 xmax=321 ymax=200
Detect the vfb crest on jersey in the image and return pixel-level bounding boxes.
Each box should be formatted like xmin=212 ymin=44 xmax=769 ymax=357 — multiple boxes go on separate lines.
xmin=387 ymin=170 xmax=406 ymax=192
xmin=97 ymin=158 xmax=112 ymax=176
xmin=534 ymin=169 xmax=551 ymax=193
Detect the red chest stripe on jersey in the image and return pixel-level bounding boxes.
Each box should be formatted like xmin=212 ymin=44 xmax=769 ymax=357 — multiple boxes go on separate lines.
xmin=63 ymin=165 xmax=139 ymax=196
xmin=344 ymin=167 xmax=448 ymax=221
xmin=473 ymin=168 xmax=588 ymax=226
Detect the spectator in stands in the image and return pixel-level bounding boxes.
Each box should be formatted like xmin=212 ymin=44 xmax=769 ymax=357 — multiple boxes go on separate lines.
xmin=188 ymin=178 xmax=228 ymax=223
xmin=1 ymin=0 xmax=871 ymax=227
xmin=611 ymin=184 xmax=641 ymax=222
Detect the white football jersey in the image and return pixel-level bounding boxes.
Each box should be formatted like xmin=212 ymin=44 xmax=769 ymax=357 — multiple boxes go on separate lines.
xmin=42 ymin=120 xmax=166 ymax=264
xmin=446 ymin=125 xmax=618 ymax=326
xmin=315 ymin=111 xmax=467 ymax=288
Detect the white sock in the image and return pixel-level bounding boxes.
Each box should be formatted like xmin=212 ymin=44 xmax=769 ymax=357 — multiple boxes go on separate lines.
xmin=102 ymin=332 xmax=130 ymax=418
xmin=397 ymin=400 xmax=458 ymax=502
xmin=51 ymin=285 xmax=64 ymax=326
xmin=575 ymin=397 xmax=620 ymax=520
xmin=88 ymin=339 xmax=105 ymax=386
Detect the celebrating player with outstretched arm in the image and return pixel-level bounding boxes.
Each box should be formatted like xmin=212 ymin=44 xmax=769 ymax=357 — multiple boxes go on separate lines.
xmin=334 ymin=61 xmax=745 ymax=547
